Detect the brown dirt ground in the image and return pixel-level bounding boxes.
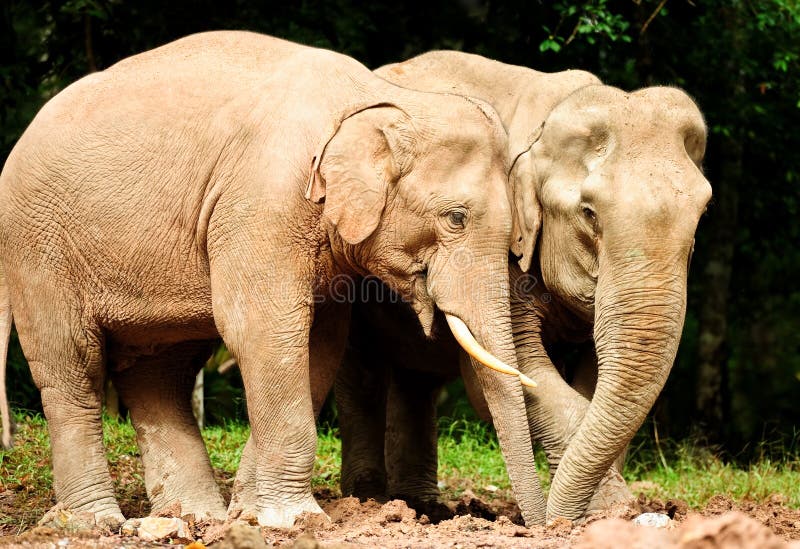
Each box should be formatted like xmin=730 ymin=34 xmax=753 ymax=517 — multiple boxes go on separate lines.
xmin=2 ymin=481 xmax=799 ymax=548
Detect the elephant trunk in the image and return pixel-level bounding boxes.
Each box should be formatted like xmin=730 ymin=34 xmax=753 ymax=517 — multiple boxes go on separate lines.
xmin=546 ymin=251 xmax=688 ymax=520
xmin=430 ymin=253 xmax=547 ymax=525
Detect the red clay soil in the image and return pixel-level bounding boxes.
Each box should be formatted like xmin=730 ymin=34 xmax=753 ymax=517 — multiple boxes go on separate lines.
xmin=1 ymin=489 xmax=799 ymax=548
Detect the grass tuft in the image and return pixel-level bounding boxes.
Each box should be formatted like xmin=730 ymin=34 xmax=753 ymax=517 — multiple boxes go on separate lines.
xmin=1 ymin=411 xmax=797 ymax=525
xmin=625 ymin=436 xmax=800 ymax=508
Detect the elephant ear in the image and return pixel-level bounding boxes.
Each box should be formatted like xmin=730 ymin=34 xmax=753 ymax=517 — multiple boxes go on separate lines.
xmin=306 ymin=105 xmax=411 ymax=245
xmin=508 ymin=123 xmax=544 ymax=273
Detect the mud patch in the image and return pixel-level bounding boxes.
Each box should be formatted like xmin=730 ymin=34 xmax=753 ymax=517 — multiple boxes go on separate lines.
xmin=1 ymin=491 xmax=798 ymax=548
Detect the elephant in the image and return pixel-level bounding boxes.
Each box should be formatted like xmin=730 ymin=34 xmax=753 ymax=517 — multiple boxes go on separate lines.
xmin=0 ymin=33 xmax=545 ymax=529
xmin=335 ymin=50 xmax=712 ymax=522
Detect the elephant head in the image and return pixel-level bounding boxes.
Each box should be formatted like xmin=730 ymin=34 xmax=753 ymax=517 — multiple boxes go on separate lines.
xmin=307 ymin=98 xmax=545 ymax=523
xmin=517 ymin=85 xmax=712 ymax=520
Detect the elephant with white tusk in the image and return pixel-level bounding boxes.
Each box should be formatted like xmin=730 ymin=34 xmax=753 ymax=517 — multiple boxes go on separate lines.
xmin=0 ymin=34 xmax=545 ymax=528
xmin=335 ymin=50 xmax=711 ymax=523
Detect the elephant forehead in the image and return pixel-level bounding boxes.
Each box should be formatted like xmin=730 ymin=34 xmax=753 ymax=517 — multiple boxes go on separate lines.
xmin=550 ymin=85 xmax=705 ymax=139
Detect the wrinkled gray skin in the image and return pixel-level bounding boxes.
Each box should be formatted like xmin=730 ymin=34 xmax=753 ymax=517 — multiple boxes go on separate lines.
xmin=336 ymin=51 xmax=712 ymax=522
xmin=0 ymin=35 xmax=544 ymax=528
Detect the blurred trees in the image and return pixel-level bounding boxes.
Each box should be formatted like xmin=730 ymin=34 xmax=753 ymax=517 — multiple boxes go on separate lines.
xmin=1 ymin=0 xmax=798 ymax=457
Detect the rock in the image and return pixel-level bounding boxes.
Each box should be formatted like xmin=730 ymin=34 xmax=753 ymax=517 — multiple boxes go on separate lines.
xmin=137 ymin=516 xmax=189 ymax=541
xmin=214 ymin=523 xmax=268 ymax=549
xmin=634 ymin=513 xmax=674 ymax=529
xmin=119 ymin=518 xmax=141 ymax=536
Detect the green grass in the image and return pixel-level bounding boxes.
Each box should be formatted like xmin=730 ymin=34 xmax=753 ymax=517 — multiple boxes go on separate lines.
xmin=624 ymin=437 xmax=800 ymax=508
xmin=1 ymin=412 xmax=798 ymax=516
xmin=437 ymin=419 xmax=535 ymax=498
xmin=0 ymin=414 xmax=52 ymax=496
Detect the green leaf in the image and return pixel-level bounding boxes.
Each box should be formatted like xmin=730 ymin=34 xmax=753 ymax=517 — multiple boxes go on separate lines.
xmin=539 ymin=38 xmax=562 ymax=53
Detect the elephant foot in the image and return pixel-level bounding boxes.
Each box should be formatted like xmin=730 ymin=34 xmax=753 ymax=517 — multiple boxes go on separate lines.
xmin=227 ymin=479 xmax=258 ymax=524
xmin=256 ymin=497 xmax=328 ymax=528
xmin=584 ymin=467 xmax=634 ymax=517
xmin=342 ymin=472 xmax=387 ymax=502
xmin=405 ymin=497 xmax=454 ymax=524
xmin=151 ymin=497 xmax=227 ymax=522
xmin=39 ymin=502 xmax=125 ymax=532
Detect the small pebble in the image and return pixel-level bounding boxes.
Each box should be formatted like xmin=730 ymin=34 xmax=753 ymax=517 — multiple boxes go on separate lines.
xmin=633 ymin=512 xmax=673 ymax=529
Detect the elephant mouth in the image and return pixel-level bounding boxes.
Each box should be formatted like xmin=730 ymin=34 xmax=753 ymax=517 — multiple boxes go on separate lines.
xmin=410 ymin=268 xmax=435 ymax=335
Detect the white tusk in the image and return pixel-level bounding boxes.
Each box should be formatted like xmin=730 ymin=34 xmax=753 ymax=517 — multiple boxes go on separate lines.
xmin=445 ymin=314 xmax=537 ymax=388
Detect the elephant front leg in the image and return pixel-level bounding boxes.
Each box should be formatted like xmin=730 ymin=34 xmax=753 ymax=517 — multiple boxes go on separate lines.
xmin=231 ymin=301 xmax=351 ymax=521
xmin=215 ymin=272 xmax=321 ymax=528
xmin=231 ymin=334 xmax=320 ymax=527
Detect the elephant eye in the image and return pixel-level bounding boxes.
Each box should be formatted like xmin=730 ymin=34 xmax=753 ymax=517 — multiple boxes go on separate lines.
xmin=446 ymin=210 xmax=467 ymax=230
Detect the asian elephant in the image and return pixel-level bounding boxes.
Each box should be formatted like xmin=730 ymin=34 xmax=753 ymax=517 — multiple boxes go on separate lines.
xmin=335 ymin=51 xmax=711 ymax=522
xmin=0 ymin=33 xmax=545 ymax=529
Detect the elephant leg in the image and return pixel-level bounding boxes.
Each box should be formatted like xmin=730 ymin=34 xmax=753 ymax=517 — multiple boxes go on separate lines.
xmin=336 ymin=333 xmax=388 ymax=500
xmin=385 ymin=366 xmax=451 ymax=522
xmin=229 ymin=434 xmax=258 ymax=521
xmin=310 ymin=301 xmax=352 ymax=417
xmin=225 ymin=321 xmax=318 ymax=527
xmin=231 ymin=300 xmax=351 ymax=518
xmin=111 ymin=341 xmax=226 ymax=520
xmin=569 ymin=344 xmax=598 ymax=401
xmin=23 ymin=310 xmax=123 ymax=527
xmin=211 ymin=248 xmax=320 ymax=528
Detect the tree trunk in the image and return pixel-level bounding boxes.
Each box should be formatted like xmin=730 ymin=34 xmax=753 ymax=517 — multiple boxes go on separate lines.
xmin=694 ymin=134 xmax=739 ymax=438
xmin=693 ymin=5 xmax=744 ymax=440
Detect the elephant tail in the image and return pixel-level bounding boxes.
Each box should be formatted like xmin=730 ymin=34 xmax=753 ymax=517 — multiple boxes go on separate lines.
xmin=0 ymin=262 xmax=13 ymax=449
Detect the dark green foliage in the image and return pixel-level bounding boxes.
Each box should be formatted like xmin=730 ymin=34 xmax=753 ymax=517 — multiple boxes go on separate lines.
xmin=1 ymin=0 xmax=798 ymax=457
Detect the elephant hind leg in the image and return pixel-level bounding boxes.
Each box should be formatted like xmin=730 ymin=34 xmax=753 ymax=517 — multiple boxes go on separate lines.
xmin=336 ymin=343 xmax=388 ymax=501
xmin=23 ymin=314 xmax=123 ymax=528
xmin=385 ymin=367 xmax=453 ymax=523
xmin=112 ymin=341 xmax=226 ymax=520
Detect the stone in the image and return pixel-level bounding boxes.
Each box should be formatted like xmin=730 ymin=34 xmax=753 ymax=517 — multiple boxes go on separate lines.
xmin=119 ymin=518 xmax=141 ymax=536
xmin=633 ymin=513 xmax=673 ymax=529
xmin=136 ymin=516 xmax=189 ymax=541
xmin=214 ymin=523 xmax=268 ymax=549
